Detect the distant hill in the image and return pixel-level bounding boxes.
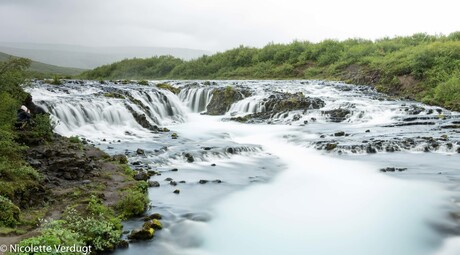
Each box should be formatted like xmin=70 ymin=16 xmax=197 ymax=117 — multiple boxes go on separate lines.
xmin=0 ymin=42 xmax=212 ymax=69
xmin=0 ymin=52 xmax=85 ymax=76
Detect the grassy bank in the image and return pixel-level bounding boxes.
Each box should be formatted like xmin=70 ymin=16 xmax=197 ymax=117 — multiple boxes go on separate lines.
xmin=81 ymin=32 xmax=460 ymax=111
xmin=0 ymin=58 xmax=149 ymax=253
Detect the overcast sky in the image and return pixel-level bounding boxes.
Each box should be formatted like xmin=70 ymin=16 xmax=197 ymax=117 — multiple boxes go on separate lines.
xmin=0 ymin=0 xmax=459 ymax=52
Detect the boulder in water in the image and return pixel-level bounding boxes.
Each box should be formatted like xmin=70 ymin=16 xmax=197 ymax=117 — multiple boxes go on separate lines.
xmin=206 ymin=86 xmax=247 ymax=115
xmin=128 ymin=228 xmax=154 ymax=240
xmin=322 ymin=108 xmax=351 ymax=122
xmin=148 ymin=181 xmax=160 ymax=187
xmin=143 ymin=219 xmax=163 ymax=230
xmin=134 ymin=171 xmax=149 ymax=181
xmin=184 ymin=153 xmax=194 ymax=163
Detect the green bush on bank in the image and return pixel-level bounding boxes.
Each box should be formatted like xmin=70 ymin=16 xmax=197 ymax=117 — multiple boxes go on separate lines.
xmin=80 ymin=32 xmax=460 ymax=111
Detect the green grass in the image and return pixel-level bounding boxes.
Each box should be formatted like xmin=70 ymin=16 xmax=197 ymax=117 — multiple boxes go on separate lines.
xmin=80 ymin=32 xmax=460 ymax=111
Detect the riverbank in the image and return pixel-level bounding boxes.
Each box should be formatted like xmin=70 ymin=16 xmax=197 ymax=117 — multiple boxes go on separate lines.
xmin=0 ymin=133 xmax=150 ymax=252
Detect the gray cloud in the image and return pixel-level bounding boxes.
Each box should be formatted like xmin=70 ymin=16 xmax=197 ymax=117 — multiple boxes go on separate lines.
xmin=1 ymin=0 xmax=459 ymax=51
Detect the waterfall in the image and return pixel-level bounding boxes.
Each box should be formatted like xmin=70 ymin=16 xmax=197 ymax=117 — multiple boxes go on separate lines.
xmin=178 ymin=86 xmax=214 ymax=112
xmin=228 ymin=96 xmax=266 ymax=115
xmin=27 ymin=81 xmax=188 ymax=139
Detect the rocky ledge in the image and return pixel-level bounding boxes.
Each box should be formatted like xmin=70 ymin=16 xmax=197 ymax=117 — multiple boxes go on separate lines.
xmin=230 ymin=91 xmax=325 ymax=123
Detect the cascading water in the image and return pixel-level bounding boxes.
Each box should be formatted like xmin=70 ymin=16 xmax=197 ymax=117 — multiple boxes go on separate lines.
xmin=28 ymin=80 xmax=460 ymax=255
xmin=178 ymin=86 xmax=214 ymax=112
xmin=28 ymin=81 xmax=189 ymax=140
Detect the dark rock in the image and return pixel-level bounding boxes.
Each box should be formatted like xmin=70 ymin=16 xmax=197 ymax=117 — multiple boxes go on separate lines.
xmin=199 ymin=180 xmax=208 ymax=184
xmin=148 ymin=213 xmax=162 ymax=220
xmin=173 ymin=189 xmax=180 ymax=194
xmin=184 ymin=153 xmax=194 ymax=163
xmin=134 ymin=171 xmax=149 ymax=181
xmin=325 ymin=143 xmax=337 ymax=151
xmin=164 ymin=177 xmax=173 ymax=181
xmin=334 ymin=131 xmax=346 ymax=137
xmin=211 ymin=163 xmax=216 ymax=166
xmin=380 ymin=167 xmax=407 ymax=172
xmin=320 ymin=135 xmax=326 ymax=138
xmin=170 ymin=181 xmax=177 ymax=186
xmin=366 ymin=145 xmax=377 ymax=154
xmin=203 ymin=147 xmax=212 ymax=150
xmin=403 ymin=105 xmax=425 ymax=115
xmin=132 ymin=161 xmax=142 ymax=166
xmin=170 ymin=168 xmax=178 ymax=172
xmin=365 ymin=129 xmax=370 ymax=133
xmin=179 ymin=180 xmax=186 ymax=183
xmin=147 ymin=170 xmax=158 ymax=176
xmin=213 ymin=179 xmax=222 ymax=183
xmin=117 ymin=240 xmax=129 ymax=249
xmin=136 ymin=148 xmax=145 ymax=155
xmin=226 ymin=147 xmax=235 ymax=154
xmin=148 ymin=181 xmax=160 ymax=187
xmin=125 ymin=104 xmax=159 ymax=132
xmin=322 ymin=108 xmax=351 ymax=122
xmin=171 ymin=133 xmax=178 ymax=139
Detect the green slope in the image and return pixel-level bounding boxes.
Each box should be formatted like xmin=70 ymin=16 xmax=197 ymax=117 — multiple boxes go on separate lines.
xmin=0 ymin=52 xmax=85 ymax=76
xmin=81 ymin=32 xmax=460 ymax=111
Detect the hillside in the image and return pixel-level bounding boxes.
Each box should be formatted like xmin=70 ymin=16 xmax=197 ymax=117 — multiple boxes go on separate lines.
xmin=81 ymin=32 xmax=460 ymax=111
xmin=0 ymin=52 xmax=85 ymax=76
xmin=0 ymin=43 xmax=211 ymax=69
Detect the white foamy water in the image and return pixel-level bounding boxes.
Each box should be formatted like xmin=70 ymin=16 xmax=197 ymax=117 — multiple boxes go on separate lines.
xmin=28 ymin=80 xmax=460 ymax=255
xmin=170 ymin=114 xmax=449 ymax=255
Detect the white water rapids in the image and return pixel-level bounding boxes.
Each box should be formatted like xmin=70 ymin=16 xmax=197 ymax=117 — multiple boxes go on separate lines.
xmin=28 ymin=80 xmax=460 ymax=255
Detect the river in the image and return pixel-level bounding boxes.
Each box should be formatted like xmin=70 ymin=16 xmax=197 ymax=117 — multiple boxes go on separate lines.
xmin=28 ymin=80 xmax=460 ymax=255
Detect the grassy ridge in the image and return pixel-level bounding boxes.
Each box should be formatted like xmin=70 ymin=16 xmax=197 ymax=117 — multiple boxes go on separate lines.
xmin=0 ymin=52 xmax=85 ymax=77
xmin=81 ymin=32 xmax=460 ymax=111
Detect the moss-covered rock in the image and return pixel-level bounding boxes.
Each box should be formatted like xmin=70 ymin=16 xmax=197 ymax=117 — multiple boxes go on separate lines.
xmin=143 ymin=219 xmax=162 ymax=230
xmin=206 ymin=86 xmax=246 ymax=115
xmin=104 ymin=92 xmax=125 ymax=99
xmin=128 ymin=227 xmax=154 ymax=240
xmin=156 ymin=83 xmax=180 ymax=94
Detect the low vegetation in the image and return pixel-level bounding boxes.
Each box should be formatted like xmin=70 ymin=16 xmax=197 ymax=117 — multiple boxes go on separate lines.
xmin=81 ymin=32 xmax=460 ymax=111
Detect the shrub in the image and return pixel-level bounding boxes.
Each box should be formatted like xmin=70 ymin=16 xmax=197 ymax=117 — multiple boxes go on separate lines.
xmin=69 ymin=136 xmax=80 ymax=143
xmin=0 ymin=195 xmax=20 ymax=227
xmin=434 ymin=75 xmax=460 ymax=110
xmin=116 ymin=183 xmax=148 ymax=218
